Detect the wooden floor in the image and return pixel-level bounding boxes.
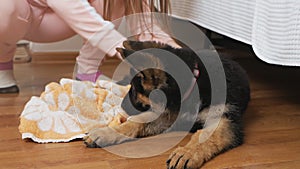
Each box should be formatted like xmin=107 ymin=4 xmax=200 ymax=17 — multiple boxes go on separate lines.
xmin=1 ymin=49 xmax=300 ymax=169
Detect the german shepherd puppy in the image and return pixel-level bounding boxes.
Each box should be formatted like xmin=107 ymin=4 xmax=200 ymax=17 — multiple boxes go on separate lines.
xmin=84 ymin=40 xmax=250 ymax=169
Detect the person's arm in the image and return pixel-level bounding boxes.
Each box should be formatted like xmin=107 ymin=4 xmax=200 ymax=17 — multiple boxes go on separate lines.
xmin=45 ymin=0 xmax=126 ymax=56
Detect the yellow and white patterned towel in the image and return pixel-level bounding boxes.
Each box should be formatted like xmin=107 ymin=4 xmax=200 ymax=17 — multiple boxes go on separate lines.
xmin=19 ymin=78 xmax=130 ymax=143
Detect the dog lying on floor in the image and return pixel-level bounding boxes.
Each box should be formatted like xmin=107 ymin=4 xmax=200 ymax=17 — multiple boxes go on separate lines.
xmin=84 ymin=40 xmax=250 ymax=169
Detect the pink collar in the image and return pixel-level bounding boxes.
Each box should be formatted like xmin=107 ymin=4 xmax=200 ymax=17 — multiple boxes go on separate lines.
xmin=181 ymin=63 xmax=200 ymax=102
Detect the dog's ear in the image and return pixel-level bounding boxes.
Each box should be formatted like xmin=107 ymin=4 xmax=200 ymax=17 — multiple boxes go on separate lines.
xmin=116 ymin=47 xmax=148 ymax=72
xmin=116 ymin=48 xmax=134 ymax=59
xmin=117 ymin=45 xmax=165 ymax=73
xmin=123 ymin=40 xmax=171 ymax=51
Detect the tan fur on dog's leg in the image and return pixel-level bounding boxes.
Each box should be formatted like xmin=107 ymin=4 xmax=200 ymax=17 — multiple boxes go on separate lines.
xmin=84 ymin=111 xmax=162 ymax=148
xmin=167 ymin=117 xmax=234 ymax=169
xmin=112 ymin=120 xmax=145 ymax=138
xmin=84 ymin=121 xmax=145 ymax=148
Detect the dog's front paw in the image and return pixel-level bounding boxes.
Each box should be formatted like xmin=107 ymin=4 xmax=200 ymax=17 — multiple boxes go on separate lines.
xmin=83 ymin=127 xmax=114 ymax=148
xmin=84 ymin=127 xmax=135 ymax=148
xmin=167 ymin=146 xmax=204 ymax=169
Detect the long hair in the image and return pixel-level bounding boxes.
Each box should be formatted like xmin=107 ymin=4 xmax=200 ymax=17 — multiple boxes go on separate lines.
xmin=103 ymin=0 xmax=172 ymax=40
xmin=103 ymin=0 xmax=170 ymax=20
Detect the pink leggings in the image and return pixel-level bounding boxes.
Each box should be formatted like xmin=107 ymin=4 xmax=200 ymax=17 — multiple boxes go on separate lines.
xmin=0 ymin=0 xmax=77 ymax=65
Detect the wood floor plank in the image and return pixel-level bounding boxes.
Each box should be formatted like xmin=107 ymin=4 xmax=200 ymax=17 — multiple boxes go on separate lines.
xmin=244 ymin=105 xmax=300 ymax=132
xmin=231 ymin=160 xmax=300 ymax=169
xmin=202 ymin=141 xmax=300 ymax=169
xmin=244 ymin=128 xmax=300 ymax=145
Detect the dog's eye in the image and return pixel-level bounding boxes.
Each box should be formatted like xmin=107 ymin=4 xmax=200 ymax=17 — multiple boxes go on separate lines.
xmin=151 ymin=74 xmax=156 ymax=81
xmin=141 ymin=72 xmax=155 ymax=81
xmin=134 ymin=72 xmax=147 ymax=82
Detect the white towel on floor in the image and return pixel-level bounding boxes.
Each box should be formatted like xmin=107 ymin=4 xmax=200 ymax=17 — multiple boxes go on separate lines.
xmin=19 ymin=78 xmax=130 ymax=143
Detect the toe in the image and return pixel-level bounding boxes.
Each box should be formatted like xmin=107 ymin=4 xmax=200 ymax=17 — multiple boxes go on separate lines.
xmin=167 ymin=146 xmax=203 ymax=169
xmin=83 ymin=136 xmax=99 ymax=148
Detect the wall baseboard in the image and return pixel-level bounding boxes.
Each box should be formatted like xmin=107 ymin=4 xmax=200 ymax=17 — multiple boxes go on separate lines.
xmin=30 ymin=52 xmax=120 ymax=63
xmin=31 ymin=52 xmax=78 ymax=63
